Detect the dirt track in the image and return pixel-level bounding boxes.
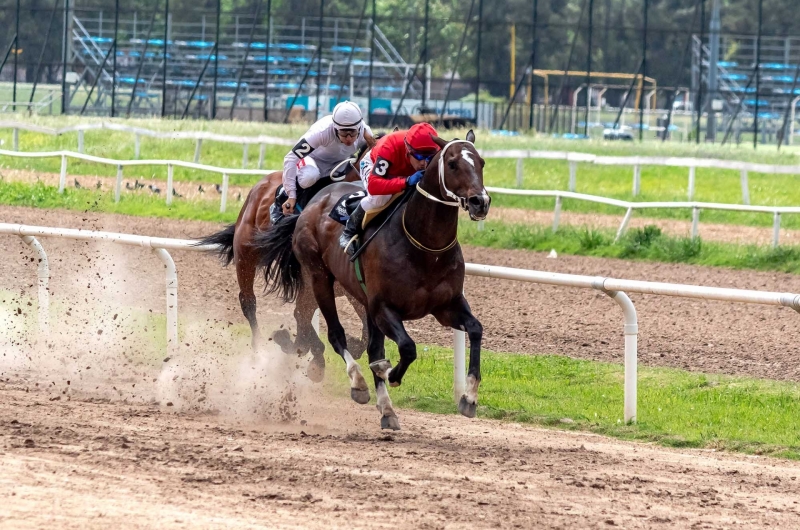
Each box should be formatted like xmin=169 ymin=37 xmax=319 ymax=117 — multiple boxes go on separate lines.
xmin=3 ymin=204 xmax=800 ymax=528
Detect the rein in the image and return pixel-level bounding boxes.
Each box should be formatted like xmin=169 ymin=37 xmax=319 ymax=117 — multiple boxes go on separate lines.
xmin=401 ymin=208 xmax=458 ymax=254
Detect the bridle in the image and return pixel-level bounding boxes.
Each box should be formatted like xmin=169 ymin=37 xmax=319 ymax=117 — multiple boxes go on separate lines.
xmin=403 ymin=139 xmax=478 ymax=253
xmin=414 ymin=139 xmax=475 ymax=210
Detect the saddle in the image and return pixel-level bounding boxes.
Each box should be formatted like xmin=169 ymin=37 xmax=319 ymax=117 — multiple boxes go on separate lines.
xmin=328 ymin=190 xmax=404 ymax=228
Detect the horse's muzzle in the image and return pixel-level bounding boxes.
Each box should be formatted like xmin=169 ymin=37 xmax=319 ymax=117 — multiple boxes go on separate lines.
xmin=467 ymin=193 xmax=491 ymax=221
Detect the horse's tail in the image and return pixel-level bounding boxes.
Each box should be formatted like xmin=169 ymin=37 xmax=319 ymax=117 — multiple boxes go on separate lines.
xmin=194 ymin=223 xmax=236 ymax=266
xmin=253 ymin=215 xmax=302 ymax=303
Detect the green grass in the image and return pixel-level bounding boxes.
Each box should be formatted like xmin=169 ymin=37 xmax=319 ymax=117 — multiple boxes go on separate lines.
xmin=324 ymin=343 xmax=800 ymax=460
xmin=2 ymin=180 xmax=800 ymax=274
xmin=460 ymin=221 xmax=800 ymax=274
xmin=3 ymin=114 xmax=800 ymax=229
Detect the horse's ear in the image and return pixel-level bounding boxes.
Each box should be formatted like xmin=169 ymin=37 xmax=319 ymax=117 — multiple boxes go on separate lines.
xmin=466 ymin=129 xmax=476 ymax=143
xmin=430 ymin=135 xmax=448 ymax=148
xmin=393 ymin=126 xmax=400 ymax=132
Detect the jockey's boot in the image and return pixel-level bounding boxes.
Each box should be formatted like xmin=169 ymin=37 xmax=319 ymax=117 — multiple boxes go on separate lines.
xmin=339 ymin=204 xmax=366 ymax=256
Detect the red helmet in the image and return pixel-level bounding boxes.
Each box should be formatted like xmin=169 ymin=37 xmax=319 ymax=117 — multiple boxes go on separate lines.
xmin=404 ymin=122 xmax=440 ymax=156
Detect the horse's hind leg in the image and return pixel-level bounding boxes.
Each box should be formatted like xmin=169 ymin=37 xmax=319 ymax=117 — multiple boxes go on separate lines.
xmin=309 ymin=270 xmax=370 ymax=404
xmin=344 ymin=292 xmax=368 ymax=359
xmin=367 ymin=317 xmax=399 ymax=430
xmin=293 ymin=283 xmax=326 ymax=383
xmin=235 ymin=249 xmax=261 ymax=351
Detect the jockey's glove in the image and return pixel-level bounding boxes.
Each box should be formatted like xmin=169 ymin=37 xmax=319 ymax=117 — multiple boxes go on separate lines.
xmin=406 ymin=170 xmax=424 ymax=187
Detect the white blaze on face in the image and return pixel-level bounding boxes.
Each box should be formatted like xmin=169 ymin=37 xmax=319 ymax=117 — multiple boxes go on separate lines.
xmin=461 ymin=148 xmax=475 ymax=167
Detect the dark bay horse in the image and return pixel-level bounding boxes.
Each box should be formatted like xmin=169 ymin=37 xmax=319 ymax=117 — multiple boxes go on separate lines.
xmin=197 ymin=155 xmax=370 ymax=373
xmin=256 ymin=130 xmax=490 ymax=429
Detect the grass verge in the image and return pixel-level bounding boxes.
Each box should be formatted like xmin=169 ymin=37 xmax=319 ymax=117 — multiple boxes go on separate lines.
xmin=2 ymin=180 xmax=800 ymax=274
xmin=324 ymin=343 xmax=800 ymax=460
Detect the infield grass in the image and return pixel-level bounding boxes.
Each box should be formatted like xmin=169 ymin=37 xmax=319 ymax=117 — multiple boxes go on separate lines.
xmin=3 ymin=115 xmax=800 ymax=229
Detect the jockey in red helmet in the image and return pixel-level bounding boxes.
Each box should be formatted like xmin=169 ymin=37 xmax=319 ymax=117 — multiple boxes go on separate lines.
xmin=339 ymin=122 xmax=441 ymax=254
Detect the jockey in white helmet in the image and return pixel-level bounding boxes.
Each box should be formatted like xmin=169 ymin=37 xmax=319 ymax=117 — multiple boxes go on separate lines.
xmin=280 ymin=101 xmax=374 ymax=216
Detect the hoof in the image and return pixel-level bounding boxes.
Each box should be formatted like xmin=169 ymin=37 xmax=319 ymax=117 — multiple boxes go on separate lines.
xmin=380 ymin=414 xmax=401 ymax=431
xmin=369 ymin=359 xmax=392 ymax=380
xmin=350 ymin=388 xmax=371 ymax=405
xmin=306 ymin=361 xmax=325 ymax=383
xmin=272 ymin=329 xmax=294 ymax=354
xmin=458 ymin=395 xmax=477 ymax=418
xmin=389 ymin=381 xmax=401 ymax=388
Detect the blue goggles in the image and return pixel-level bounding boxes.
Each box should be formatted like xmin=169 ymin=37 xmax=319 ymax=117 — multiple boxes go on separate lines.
xmin=408 ymin=149 xmax=436 ymax=162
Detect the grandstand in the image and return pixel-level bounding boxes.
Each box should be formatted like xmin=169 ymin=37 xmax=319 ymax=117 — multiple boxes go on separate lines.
xmin=692 ymin=33 xmax=800 ymax=143
xmin=66 ymin=11 xmax=426 ymax=119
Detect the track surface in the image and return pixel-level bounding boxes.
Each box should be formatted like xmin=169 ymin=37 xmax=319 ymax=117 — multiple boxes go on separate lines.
xmin=2 ymin=205 xmax=800 ymax=528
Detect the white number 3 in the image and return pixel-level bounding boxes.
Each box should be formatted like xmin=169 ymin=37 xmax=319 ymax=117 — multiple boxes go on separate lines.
xmin=374 ymin=160 xmax=389 ymax=176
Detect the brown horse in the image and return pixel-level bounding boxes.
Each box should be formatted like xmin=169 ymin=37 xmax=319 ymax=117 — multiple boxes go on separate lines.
xmin=197 ymin=155 xmax=370 ymax=369
xmin=255 ymin=130 xmax=490 ymax=429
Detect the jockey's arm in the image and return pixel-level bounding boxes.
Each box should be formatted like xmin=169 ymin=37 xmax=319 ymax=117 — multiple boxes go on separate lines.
xmin=366 ymin=156 xmax=412 ymax=196
xmin=281 ymin=122 xmax=330 ymax=214
xmin=363 ymin=126 xmax=376 ymax=148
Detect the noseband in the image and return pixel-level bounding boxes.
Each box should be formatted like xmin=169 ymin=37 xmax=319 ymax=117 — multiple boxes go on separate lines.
xmin=403 ymin=140 xmax=478 ymax=253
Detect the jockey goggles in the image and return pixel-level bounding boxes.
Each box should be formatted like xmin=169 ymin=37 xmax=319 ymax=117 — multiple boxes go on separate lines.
xmin=336 ymin=128 xmax=359 ymax=139
xmin=405 ymin=141 xmax=437 ymax=162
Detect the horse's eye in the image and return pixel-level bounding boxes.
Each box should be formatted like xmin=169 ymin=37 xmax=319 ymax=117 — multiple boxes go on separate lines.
xmin=479 ymin=159 xmax=486 ymax=168
xmin=448 ymin=159 xmax=458 ymax=170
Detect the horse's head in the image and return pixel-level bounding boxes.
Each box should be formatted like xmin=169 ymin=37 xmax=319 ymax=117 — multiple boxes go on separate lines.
xmin=429 ymin=130 xmax=491 ymax=221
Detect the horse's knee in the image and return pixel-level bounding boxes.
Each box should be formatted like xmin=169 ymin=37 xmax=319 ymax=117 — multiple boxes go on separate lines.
xmin=465 ymin=318 xmax=482 ymax=342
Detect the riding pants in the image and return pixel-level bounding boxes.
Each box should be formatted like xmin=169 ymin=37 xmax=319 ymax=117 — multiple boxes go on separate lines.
xmin=358 ymin=149 xmax=393 ymax=211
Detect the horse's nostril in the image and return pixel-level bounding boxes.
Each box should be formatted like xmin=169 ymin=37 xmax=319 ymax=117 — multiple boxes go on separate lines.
xmin=468 ymin=196 xmax=483 ymax=207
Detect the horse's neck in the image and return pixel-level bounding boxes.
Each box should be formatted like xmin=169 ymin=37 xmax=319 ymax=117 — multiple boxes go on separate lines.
xmin=402 ymin=173 xmax=458 ymax=251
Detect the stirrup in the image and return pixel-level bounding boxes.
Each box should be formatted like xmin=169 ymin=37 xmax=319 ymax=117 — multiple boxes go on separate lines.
xmin=342 ymin=234 xmax=359 ymax=256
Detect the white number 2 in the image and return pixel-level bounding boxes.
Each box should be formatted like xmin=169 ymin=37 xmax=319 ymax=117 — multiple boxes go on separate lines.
xmin=293 ymin=141 xmax=313 ymax=158
xmin=373 ymin=160 xmax=389 ymax=176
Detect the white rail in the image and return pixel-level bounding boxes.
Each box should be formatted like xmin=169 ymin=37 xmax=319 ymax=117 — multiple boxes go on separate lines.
xmin=484 ymin=188 xmax=800 ymax=248
xmin=482 ymin=149 xmax=800 ymax=206
xmin=0 ymin=149 xmax=278 ymax=213
xmin=5 ymin=223 xmax=800 ymax=423
xmin=0 ymin=121 xmax=293 ymax=169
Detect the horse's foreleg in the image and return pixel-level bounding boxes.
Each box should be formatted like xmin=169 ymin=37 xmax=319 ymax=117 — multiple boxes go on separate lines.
xmin=371 ymin=305 xmax=416 ymax=388
xmin=433 ymin=296 xmax=483 ymax=418
xmin=310 ymin=271 xmax=370 ymax=404
xmin=367 ymin=317 xmax=399 ymax=430
xmin=235 ymin=250 xmax=261 ymax=351
xmin=345 ymin=293 xmax=368 ymax=359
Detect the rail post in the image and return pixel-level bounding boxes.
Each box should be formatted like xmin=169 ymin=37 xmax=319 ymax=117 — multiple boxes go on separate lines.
xmin=194 ymin=138 xmax=202 ymax=163
xmin=614 ymin=207 xmax=633 ymax=242
xmin=516 ymin=157 xmax=523 ymax=187
xmin=58 ymin=155 xmax=67 ymax=193
xmin=632 ymin=164 xmax=641 ymax=196
xmin=773 ymin=211 xmax=781 ymax=248
xmin=687 ymin=165 xmax=696 ymax=201
xmin=242 ymin=144 xmax=249 ymax=168
xmin=20 ymin=235 xmax=50 ymax=335
xmin=691 ymin=207 xmax=700 ymax=239
xmin=78 ymin=129 xmax=84 ymax=153
xmin=153 ymin=248 xmax=178 ymax=354
xmin=568 ymin=160 xmax=577 ymax=191
xmin=258 ymin=143 xmax=266 ymax=169
xmin=166 ymin=164 xmax=174 ymax=205
xmin=134 ymin=134 xmax=141 ymax=159
xmin=220 ymin=173 xmax=229 ymax=212
xmin=740 ymin=169 xmax=750 ymax=205
xmin=553 ymin=195 xmax=562 ymax=232
xmin=12 ymin=128 xmax=18 ymax=151
xmin=115 ymin=165 xmax=123 ymax=202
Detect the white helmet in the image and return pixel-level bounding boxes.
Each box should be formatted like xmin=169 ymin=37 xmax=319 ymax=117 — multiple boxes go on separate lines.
xmin=331 ymin=101 xmax=363 ymax=134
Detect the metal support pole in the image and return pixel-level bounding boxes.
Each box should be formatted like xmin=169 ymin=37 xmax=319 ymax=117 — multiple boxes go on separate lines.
xmin=115 ymin=165 xmax=123 ymax=202
xmin=474 ymin=0 xmax=483 ymax=126
xmin=753 ymin=0 xmax=762 ymax=149
xmin=438 ymin=0 xmax=476 ymax=126
xmin=13 ymin=0 xmax=19 ymax=112
xmin=603 ymin=290 xmax=638 ymax=423
xmin=161 ymin=0 xmax=170 ymax=117
xmin=315 ymin=0 xmax=324 ymax=120
xmin=59 ymin=155 xmax=67 ymax=193
xmin=127 ymin=7 xmax=158 ymax=118
xmin=740 ymin=169 xmax=750 ymax=205
xmin=134 ymin=134 xmax=141 ymax=159
xmin=12 ymin=128 xmax=18 ymax=151
xmin=421 ymin=0 xmax=430 ymax=110
xmin=615 ymin=207 xmax=633 ymax=242
xmin=687 ymin=166 xmax=696 ymax=200
xmin=112 ymin=0 xmax=119 ymax=117
xmin=29 ymin=0 xmax=62 ymax=108
xmin=258 ymin=143 xmax=265 ymax=169
xmin=695 ymin=0 xmax=706 ymax=144
xmin=366 ymin=0 xmax=375 ymax=122
xmin=528 ymin=0 xmax=538 ymax=131
xmin=61 ymin=0 xmax=70 ymax=114
xmin=515 ymin=157 xmax=523 ymax=187
xmin=220 ymin=173 xmax=229 ymax=212
xmin=212 ymin=0 xmax=221 ymax=119
xmin=568 ymin=160 xmax=577 ymax=191
xmin=80 ymin=43 xmax=116 ymax=115
xmin=632 ymin=165 xmax=641 ymax=196
xmin=638 ymin=0 xmax=648 ymax=142
xmin=230 ymin=0 xmax=264 ymax=120
xmin=264 ymin=0 xmax=272 ymax=122
xmin=78 ymin=129 xmax=84 ymax=152
xmin=584 ymin=0 xmax=593 ymax=137
xmin=691 ymin=207 xmax=700 ymax=239
xmin=706 ymin=0 xmax=720 ymax=141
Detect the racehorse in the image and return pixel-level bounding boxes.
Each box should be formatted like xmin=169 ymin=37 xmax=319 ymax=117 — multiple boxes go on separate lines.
xmin=196 ymin=154 xmax=370 ymax=370
xmin=255 ymin=130 xmax=490 ymax=429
